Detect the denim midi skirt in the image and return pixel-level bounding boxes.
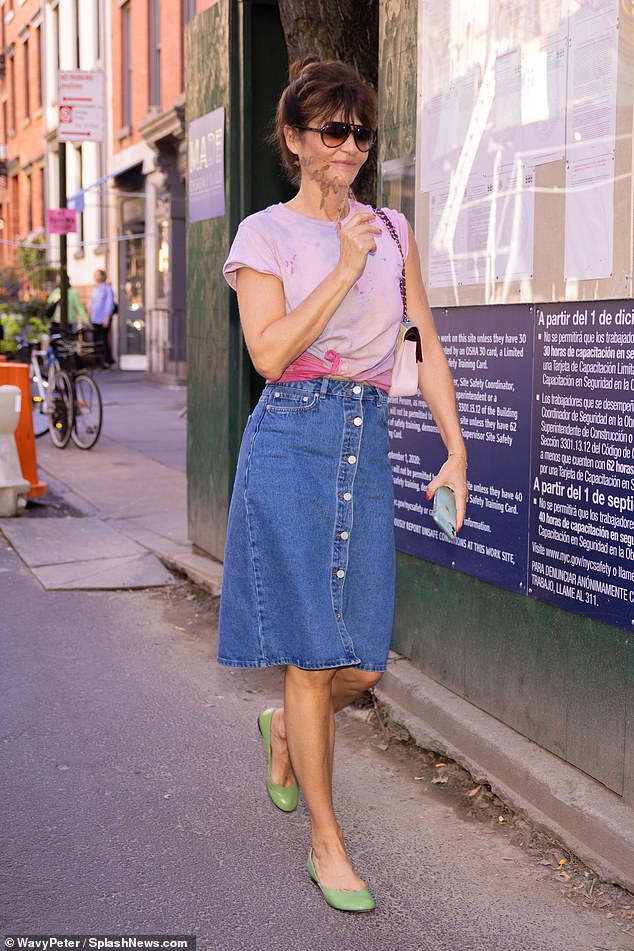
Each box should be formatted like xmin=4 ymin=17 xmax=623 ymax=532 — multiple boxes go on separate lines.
xmin=217 ymin=377 xmax=396 ymax=672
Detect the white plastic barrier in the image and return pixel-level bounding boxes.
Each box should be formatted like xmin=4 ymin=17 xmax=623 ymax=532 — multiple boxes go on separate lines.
xmin=0 ymin=385 xmax=30 ymax=516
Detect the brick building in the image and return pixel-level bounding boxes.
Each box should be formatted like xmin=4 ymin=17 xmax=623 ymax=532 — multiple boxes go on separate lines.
xmin=0 ymin=0 xmax=45 ymax=288
xmin=106 ymin=0 xmax=217 ymax=379
xmin=43 ymin=0 xmax=107 ymax=314
xmin=6 ymin=0 xmax=217 ymax=379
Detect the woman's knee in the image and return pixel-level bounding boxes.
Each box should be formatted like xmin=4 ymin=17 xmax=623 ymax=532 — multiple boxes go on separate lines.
xmin=342 ymin=668 xmax=383 ymax=692
xmin=356 ymin=669 xmax=383 ymax=690
xmin=285 ymin=664 xmax=338 ymax=693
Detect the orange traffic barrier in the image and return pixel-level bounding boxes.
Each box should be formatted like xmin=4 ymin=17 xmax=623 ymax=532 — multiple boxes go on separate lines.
xmin=0 ymin=362 xmax=47 ymax=498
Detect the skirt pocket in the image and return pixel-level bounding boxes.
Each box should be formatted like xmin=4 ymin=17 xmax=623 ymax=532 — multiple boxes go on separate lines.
xmin=265 ymin=389 xmax=320 ymax=413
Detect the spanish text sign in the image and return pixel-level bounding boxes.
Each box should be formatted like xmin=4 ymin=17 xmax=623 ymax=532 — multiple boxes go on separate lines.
xmin=390 ymin=301 xmax=634 ymax=630
xmin=529 ymin=302 xmax=634 ymax=628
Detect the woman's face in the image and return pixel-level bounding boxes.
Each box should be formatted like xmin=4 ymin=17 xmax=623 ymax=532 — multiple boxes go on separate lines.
xmin=285 ymin=112 xmax=371 ymax=199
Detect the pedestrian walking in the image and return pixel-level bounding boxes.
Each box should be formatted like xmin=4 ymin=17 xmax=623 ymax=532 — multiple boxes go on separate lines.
xmin=89 ymin=269 xmax=115 ymax=368
xmin=218 ymin=57 xmax=467 ymax=912
xmin=46 ymin=270 xmax=88 ymax=332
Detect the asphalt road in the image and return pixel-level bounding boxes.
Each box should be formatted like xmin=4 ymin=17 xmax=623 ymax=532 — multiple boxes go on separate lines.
xmin=1 ymin=539 xmax=628 ymax=951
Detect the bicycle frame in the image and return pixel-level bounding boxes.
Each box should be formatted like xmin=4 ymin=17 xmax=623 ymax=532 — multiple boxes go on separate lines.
xmin=30 ymin=344 xmax=61 ymax=417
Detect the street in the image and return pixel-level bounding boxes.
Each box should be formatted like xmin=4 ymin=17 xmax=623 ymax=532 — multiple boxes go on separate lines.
xmin=1 ymin=375 xmax=630 ymax=951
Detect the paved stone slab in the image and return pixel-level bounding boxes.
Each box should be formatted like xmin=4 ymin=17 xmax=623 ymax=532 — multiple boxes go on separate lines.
xmin=109 ymin=510 xmax=190 ymax=547
xmin=110 ymin=522 xmax=191 ymax=561
xmin=32 ymin=551 xmax=174 ymax=590
xmin=0 ymin=516 xmax=175 ymax=590
xmin=0 ymin=517 xmax=141 ymax=567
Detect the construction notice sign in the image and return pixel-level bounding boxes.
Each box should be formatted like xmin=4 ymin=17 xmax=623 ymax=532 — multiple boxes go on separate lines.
xmin=47 ymin=209 xmax=77 ymax=234
xmin=58 ymin=71 xmax=105 ymax=142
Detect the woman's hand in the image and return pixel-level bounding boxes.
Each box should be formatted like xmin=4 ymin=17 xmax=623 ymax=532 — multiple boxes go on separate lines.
xmin=337 ymin=213 xmax=382 ymax=283
xmin=425 ymin=454 xmax=468 ymax=533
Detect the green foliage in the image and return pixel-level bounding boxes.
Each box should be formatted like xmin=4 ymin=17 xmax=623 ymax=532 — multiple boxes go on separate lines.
xmin=0 ymin=305 xmax=48 ymax=354
xmin=17 ymin=234 xmax=56 ymax=293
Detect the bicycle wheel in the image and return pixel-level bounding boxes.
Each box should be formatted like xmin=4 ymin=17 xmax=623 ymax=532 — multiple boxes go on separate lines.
xmin=71 ymin=372 xmax=103 ymax=449
xmin=30 ymin=358 xmax=49 ymax=438
xmin=47 ymin=366 xmax=74 ymax=448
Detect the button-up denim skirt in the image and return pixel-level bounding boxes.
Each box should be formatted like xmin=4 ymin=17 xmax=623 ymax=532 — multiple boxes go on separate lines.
xmin=217 ymin=377 xmax=396 ymax=672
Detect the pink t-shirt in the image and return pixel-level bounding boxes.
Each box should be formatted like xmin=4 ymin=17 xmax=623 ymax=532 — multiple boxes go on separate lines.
xmin=222 ymin=200 xmax=409 ymax=390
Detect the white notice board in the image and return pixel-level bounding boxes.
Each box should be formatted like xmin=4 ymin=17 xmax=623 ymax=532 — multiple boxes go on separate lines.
xmin=416 ymin=0 xmax=628 ymax=307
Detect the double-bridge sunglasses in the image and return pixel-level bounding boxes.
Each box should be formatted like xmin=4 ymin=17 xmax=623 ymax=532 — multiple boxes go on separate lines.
xmin=295 ymin=121 xmax=376 ymax=152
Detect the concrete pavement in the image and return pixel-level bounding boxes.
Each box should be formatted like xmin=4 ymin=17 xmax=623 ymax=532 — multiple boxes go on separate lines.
xmin=2 ymin=369 xmax=633 ymax=902
xmin=3 ymin=371 xmax=222 ymax=593
xmin=2 ymin=538 xmax=630 ymax=950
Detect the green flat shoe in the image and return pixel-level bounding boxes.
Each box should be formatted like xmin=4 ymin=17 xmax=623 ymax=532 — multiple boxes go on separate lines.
xmin=257 ymin=708 xmax=299 ymax=813
xmin=307 ymin=849 xmax=376 ymax=913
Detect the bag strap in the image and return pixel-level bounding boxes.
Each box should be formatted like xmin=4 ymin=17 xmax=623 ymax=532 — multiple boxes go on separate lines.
xmin=374 ymin=207 xmax=408 ymax=324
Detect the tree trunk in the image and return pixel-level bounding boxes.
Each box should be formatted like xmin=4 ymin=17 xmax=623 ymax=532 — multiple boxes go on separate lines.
xmin=276 ymin=0 xmax=379 ymax=204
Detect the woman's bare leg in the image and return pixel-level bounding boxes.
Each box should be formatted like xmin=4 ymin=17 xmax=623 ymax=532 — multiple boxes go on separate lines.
xmin=268 ymin=665 xmax=384 ymax=891
xmin=269 ymin=667 xmax=383 ymax=787
xmin=283 ymin=665 xmax=361 ymax=890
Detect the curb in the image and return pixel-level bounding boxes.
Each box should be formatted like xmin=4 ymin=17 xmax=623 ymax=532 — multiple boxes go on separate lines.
xmin=376 ymin=655 xmax=634 ymax=892
xmin=158 ymin=549 xmax=223 ymax=596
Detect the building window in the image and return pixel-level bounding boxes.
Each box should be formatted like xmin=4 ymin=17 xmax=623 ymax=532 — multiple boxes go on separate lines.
xmin=10 ymin=174 xmax=18 ymax=241
xmin=96 ymin=0 xmax=101 ymax=63
xmin=51 ymin=3 xmax=59 ymax=101
xmin=39 ymin=164 xmax=45 ymax=228
xmin=23 ymin=34 xmax=29 ymax=120
xmin=73 ymin=0 xmax=80 ymax=67
xmin=149 ymin=0 xmax=160 ymax=108
xmin=26 ymin=171 xmax=32 ymax=233
xmin=8 ymin=47 xmax=15 ymax=133
xmin=121 ymin=2 xmax=131 ymax=128
xmin=158 ymin=219 xmax=169 ymax=299
xmin=75 ymin=144 xmax=84 ymax=251
xmin=35 ymin=24 xmax=42 ymax=108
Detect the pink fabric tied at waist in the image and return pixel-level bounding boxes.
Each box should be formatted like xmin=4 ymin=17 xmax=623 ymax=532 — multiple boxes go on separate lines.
xmin=267 ymin=352 xmax=391 ymax=392
xmin=325 ymin=348 xmax=342 ymax=374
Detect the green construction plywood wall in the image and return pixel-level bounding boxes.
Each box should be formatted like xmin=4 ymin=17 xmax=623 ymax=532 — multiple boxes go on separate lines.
xmin=379 ymin=0 xmax=633 ymax=801
xmin=186 ymin=2 xmax=244 ymax=561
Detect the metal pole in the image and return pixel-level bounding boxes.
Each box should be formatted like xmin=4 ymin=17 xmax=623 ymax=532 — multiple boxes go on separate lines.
xmin=59 ymin=141 xmax=68 ymax=336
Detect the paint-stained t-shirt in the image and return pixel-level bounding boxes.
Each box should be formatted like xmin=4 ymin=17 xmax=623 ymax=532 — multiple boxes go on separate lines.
xmin=222 ymin=200 xmax=409 ymax=389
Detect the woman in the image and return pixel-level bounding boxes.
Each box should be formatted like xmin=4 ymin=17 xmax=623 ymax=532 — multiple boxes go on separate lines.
xmin=46 ymin=269 xmax=88 ymax=332
xmin=219 ymin=58 xmax=467 ymax=912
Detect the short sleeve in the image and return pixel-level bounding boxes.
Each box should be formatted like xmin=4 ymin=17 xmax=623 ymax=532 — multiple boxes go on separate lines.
xmin=223 ymin=218 xmax=283 ymax=291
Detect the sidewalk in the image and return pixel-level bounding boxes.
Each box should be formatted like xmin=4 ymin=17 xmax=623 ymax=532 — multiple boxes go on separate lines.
xmin=1 ymin=370 xmax=222 ymax=593
xmin=2 ymin=370 xmax=633 ymax=895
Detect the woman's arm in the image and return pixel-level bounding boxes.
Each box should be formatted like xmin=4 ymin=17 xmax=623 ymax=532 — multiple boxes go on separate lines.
xmin=235 ymin=213 xmax=381 ymax=380
xmin=404 ymin=222 xmax=468 ymax=530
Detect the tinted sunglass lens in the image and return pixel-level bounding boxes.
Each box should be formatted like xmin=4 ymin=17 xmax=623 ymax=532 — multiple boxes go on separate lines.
xmin=353 ymin=128 xmax=374 ymax=150
xmin=321 ymin=122 xmax=348 ymax=147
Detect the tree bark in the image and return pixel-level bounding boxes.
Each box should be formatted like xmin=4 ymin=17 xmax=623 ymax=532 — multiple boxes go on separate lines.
xmin=276 ymin=0 xmax=379 ymax=204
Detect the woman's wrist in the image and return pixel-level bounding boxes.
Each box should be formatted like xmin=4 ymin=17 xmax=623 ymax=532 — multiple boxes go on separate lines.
xmin=447 ymin=449 xmax=468 ymax=466
xmin=333 ymin=260 xmax=360 ymax=290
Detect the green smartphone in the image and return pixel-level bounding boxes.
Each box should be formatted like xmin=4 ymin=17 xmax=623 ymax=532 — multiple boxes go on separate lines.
xmin=432 ymin=485 xmax=457 ymax=541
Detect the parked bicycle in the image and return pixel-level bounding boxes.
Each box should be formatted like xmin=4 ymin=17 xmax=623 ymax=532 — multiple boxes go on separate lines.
xmin=18 ymin=329 xmax=103 ymax=450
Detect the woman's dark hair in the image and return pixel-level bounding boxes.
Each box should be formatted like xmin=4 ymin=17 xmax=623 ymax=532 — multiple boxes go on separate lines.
xmin=273 ymin=56 xmax=378 ymax=184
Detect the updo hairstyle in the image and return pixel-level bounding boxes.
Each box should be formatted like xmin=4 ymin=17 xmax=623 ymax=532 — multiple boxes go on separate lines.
xmin=274 ymin=56 xmax=378 ymax=184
